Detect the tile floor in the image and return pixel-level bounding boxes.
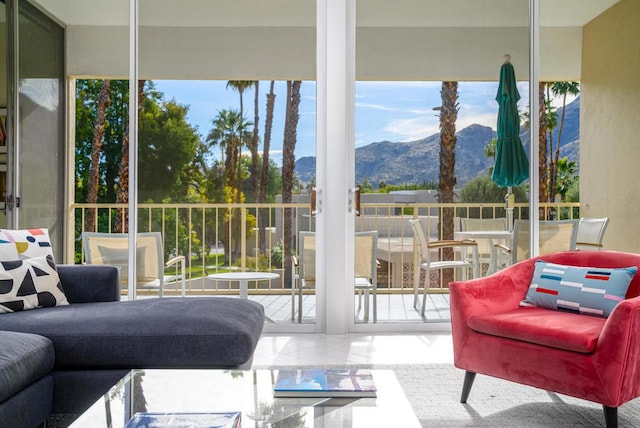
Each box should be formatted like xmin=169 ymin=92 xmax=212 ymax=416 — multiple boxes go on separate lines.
xmin=251 ymin=333 xmax=455 ymax=367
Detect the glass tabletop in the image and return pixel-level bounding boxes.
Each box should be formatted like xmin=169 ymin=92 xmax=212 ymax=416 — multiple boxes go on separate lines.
xmin=70 ymin=369 xmax=421 ymax=427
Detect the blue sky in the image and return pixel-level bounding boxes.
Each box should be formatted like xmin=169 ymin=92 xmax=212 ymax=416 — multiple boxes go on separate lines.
xmin=154 ymin=80 xmax=533 ymax=164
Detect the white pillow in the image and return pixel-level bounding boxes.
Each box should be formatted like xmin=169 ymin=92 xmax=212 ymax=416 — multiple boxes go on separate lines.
xmin=0 ymin=255 xmax=68 ymax=313
xmin=0 ymin=228 xmax=54 ymax=262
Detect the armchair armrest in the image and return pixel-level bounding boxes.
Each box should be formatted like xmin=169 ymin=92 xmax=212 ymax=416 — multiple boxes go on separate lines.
xmin=428 ymin=239 xmax=477 ymax=249
xmin=594 ymin=296 xmax=640 ymax=405
xmin=165 ymin=255 xmax=185 ymax=269
xmin=449 ymin=258 xmax=536 ymax=319
xmin=494 ymin=243 xmax=511 ymax=253
xmin=575 ymin=241 xmax=604 ymax=249
xmin=57 ymin=264 xmax=121 ymax=303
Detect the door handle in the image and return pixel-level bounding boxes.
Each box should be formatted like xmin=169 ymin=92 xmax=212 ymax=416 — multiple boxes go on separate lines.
xmin=311 ymin=187 xmax=321 ymax=216
xmin=349 ymin=186 xmax=361 ymax=216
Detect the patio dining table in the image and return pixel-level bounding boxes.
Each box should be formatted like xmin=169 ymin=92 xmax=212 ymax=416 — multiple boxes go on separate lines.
xmin=376 ymin=237 xmax=416 ymax=288
xmin=454 ymin=230 xmax=513 ymax=275
xmin=208 ymin=271 xmax=280 ymax=299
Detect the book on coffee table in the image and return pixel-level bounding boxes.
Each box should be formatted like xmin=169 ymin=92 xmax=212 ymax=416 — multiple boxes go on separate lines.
xmin=274 ymin=368 xmax=377 ymax=398
xmin=125 ymin=411 xmax=241 ymax=428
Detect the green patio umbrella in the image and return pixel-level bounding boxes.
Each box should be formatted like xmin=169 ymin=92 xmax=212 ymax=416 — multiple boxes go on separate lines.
xmin=492 ymin=55 xmax=529 ymax=230
xmin=492 ymin=55 xmax=529 ymax=188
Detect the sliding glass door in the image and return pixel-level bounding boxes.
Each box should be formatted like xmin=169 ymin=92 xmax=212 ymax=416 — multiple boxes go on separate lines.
xmin=349 ymin=0 xmax=531 ymax=330
xmin=7 ymin=0 xmax=65 ymax=258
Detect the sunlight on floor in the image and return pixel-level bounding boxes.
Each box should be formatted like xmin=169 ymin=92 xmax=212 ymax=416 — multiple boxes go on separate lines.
xmin=251 ymin=333 xmax=454 ymax=367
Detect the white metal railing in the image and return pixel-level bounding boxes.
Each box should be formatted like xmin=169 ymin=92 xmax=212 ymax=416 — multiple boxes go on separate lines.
xmin=68 ymin=201 xmax=580 ymax=295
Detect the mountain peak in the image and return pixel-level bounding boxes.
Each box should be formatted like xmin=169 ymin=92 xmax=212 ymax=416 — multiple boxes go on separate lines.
xmin=296 ymin=97 xmax=580 ymax=188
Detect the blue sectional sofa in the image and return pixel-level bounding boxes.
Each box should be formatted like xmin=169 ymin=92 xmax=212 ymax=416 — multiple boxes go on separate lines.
xmin=0 ymin=265 xmax=265 ymax=428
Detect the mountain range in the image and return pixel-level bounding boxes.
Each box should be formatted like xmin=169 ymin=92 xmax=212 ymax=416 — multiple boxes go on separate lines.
xmin=295 ymin=97 xmax=580 ymax=188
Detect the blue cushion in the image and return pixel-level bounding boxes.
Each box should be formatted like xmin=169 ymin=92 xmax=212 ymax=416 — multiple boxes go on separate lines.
xmin=0 ymin=297 xmax=264 ymax=369
xmin=0 ymin=376 xmax=53 ymax=428
xmin=0 ymin=331 xmax=54 ymax=403
xmin=522 ymin=260 xmax=637 ymax=318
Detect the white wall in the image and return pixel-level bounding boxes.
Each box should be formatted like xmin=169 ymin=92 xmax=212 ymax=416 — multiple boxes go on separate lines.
xmin=67 ymin=24 xmax=582 ymax=81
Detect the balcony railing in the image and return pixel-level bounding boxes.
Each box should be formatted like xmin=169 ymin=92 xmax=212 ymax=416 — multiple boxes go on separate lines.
xmin=68 ymin=201 xmax=580 ymax=296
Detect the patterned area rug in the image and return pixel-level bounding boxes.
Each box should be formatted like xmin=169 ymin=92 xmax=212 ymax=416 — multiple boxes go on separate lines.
xmin=389 ymin=364 xmax=640 ymax=427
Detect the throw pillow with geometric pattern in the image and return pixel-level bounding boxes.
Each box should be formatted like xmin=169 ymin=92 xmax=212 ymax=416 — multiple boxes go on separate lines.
xmin=522 ymin=260 xmax=637 ymax=318
xmin=0 ymin=255 xmax=68 ymax=314
xmin=0 ymin=228 xmax=54 ymax=262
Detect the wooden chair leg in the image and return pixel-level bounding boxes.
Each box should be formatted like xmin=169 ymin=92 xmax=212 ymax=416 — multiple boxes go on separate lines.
xmin=460 ymin=371 xmax=476 ymax=403
xmin=603 ymin=405 xmax=618 ymax=428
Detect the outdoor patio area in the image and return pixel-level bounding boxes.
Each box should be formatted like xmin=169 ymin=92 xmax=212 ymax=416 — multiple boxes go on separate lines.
xmin=138 ymin=290 xmax=452 ymax=325
xmin=252 ymin=292 xmax=452 ymax=324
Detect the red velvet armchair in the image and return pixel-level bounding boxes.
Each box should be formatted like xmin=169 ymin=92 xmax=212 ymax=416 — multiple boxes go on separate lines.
xmin=450 ymin=250 xmax=640 ymax=428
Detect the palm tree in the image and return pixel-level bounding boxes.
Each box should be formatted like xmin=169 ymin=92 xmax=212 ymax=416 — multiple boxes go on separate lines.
xmin=258 ymin=81 xmax=276 ymax=254
xmin=206 ymin=109 xmax=250 ymax=192
xmin=282 ymin=80 xmax=302 ymax=289
xmin=86 ymin=79 xmax=111 ymax=233
xmin=436 ymin=81 xmax=459 ymax=286
xmin=114 ymin=79 xmax=145 ymax=233
xmin=436 ymin=81 xmax=458 ymax=233
xmin=549 ymin=81 xmax=579 ymax=202
xmin=538 ymin=83 xmax=549 ymax=206
xmin=206 ymin=109 xmax=251 ymax=265
xmin=227 ymin=81 xmax=256 ymax=202
xmin=555 ymin=156 xmax=577 ymax=201
xmin=226 ymin=81 xmax=254 ymax=121
xmin=250 ymin=80 xmax=260 ymax=201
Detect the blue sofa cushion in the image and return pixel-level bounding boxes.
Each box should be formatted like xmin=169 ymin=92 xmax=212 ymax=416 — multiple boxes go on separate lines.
xmin=56 ymin=264 xmax=120 ymax=303
xmin=0 ymin=331 xmax=54 ymax=403
xmin=0 ymin=297 xmax=265 ymax=369
xmin=0 ymin=376 xmax=53 ymax=428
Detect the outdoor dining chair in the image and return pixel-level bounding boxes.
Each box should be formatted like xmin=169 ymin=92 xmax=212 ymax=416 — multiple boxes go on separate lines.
xmin=409 ymin=219 xmax=479 ymax=316
xmin=82 ymin=232 xmax=186 ymax=297
xmin=494 ymin=219 xmax=579 ymax=267
xmin=575 ymin=217 xmax=609 ymax=250
xmin=291 ymin=231 xmax=316 ymax=323
xmin=354 ymin=231 xmax=379 ymax=323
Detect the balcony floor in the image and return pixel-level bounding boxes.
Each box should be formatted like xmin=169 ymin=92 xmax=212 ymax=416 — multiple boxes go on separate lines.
xmin=247 ymin=292 xmax=451 ymax=324
xmin=143 ymin=283 xmax=451 ymax=324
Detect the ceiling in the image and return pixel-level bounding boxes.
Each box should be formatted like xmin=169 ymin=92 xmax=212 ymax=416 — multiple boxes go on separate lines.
xmin=34 ymin=0 xmax=619 ymax=28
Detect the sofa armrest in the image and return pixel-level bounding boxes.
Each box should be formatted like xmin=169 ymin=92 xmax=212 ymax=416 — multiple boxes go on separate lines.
xmin=57 ymin=264 xmax=121 ymax=303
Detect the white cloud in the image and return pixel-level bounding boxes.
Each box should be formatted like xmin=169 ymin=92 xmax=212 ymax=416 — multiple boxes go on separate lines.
xmin=457 ymin=113 xmax=498 ymax=131
xmin=356 ymin=102 xmax=399 ymax=112
xmin=384 ymin=116 xmax=440 ymax=142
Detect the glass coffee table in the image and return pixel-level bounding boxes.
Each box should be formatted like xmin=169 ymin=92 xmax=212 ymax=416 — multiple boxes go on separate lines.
xmin=70 ymin=369 xmax=421 ymax=427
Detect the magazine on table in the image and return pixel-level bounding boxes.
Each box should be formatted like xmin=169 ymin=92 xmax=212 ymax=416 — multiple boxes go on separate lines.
xmin=124 ymin=411 xmax=241 ymax=428
xmin=274 ymin=368 xmax=377 ymax=398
